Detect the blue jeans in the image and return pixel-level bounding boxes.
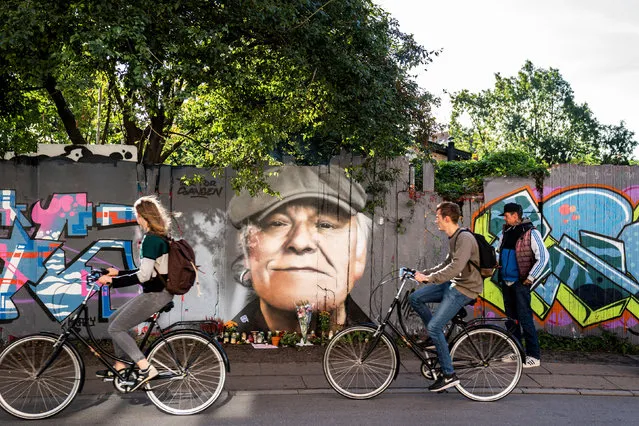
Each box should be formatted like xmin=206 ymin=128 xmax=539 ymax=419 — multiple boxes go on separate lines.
xmin=502 ymin=280 xmax=540 ymax=359
xmin=409 ymin=282 xmax=474 ymax=376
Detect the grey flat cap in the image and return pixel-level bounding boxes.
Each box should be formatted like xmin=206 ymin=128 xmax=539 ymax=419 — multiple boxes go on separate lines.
xmin=228 ymin=165 xmax=367 ymax=228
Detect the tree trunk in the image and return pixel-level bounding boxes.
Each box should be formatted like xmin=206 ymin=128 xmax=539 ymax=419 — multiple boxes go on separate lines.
xmin=143 ymin=114 xmax=165 ymax=164
xmin=44 ymin=75 xmax=87 ymax=145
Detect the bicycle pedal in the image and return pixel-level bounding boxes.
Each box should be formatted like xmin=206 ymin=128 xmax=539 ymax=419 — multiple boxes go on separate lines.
xmin=102 ymin=378 xmax=114 ymax=382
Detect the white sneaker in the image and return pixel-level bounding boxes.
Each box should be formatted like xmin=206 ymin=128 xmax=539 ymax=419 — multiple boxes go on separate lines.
xmin=523 ymin=356 xmax=540 ymax=368
xmin=501 ymin=353 xmax=519 ymax=363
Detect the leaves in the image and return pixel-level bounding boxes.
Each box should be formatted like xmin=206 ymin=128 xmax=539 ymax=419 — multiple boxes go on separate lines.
xmin=434 ymin=150 xmax=548 ymax=201
xmin=0 ymin=0 xmax=438 ymax=193
xmin=449 ymin=60 xmax=638 ymax=165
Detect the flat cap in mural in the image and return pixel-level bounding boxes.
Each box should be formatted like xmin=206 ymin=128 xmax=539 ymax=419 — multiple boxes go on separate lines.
xmin=228 ymin=165 xmax=367 ymax=228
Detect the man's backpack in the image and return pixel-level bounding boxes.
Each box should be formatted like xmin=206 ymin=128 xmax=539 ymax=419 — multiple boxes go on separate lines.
xmin=460 ymin=229 xmax=498 ymax=278
xmin=158 ymin=238 xmax=200 ymax=295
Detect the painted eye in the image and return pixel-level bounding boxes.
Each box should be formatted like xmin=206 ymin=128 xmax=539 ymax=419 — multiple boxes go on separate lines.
xmin=317 ymin=221 xmax=336 ymax=229
xmin=266 ymin=220 xmax=288 ymax=228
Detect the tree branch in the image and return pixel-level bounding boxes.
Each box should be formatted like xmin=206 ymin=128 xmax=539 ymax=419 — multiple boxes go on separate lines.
xmin=44 ymin=75 xmax=87 ymax=145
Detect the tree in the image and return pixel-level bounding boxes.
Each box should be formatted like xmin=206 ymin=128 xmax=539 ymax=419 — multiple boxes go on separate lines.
xmin=0 ymin=0 xmax=438 ymax=192
xmin=449 ymin=60 xmax=637 ymax=164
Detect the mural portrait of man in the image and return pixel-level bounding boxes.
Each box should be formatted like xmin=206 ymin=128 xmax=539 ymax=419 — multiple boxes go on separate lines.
xmin=227 ymin=165 xmax=371 ymax=332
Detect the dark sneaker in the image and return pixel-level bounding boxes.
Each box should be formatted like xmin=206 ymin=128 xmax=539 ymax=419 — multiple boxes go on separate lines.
xmin=129 ymin=365 xmax=159 ymax=391
xmin=96 ymin=368 xmax=127 ymax=379
xmin=428 ymin=373 xmax=460 ymax=392
xmin=95 ymin=369 xmax=115 ymax=379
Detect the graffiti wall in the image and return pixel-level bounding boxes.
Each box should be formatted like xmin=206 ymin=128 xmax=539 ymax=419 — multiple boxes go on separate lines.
xmin=476 ymin=165 xmax=639 ymax=340
xmin=0 ymin=154 xmax=373 ymax=339
xmin=1 ymin=153 xmax=638 ymax=343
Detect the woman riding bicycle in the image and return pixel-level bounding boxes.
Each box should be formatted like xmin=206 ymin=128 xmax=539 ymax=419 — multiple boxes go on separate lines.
xmin=97 ymin=195 xmax=173 ymax=390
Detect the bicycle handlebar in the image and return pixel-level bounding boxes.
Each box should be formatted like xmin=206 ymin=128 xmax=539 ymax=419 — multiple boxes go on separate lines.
xmin=399 ymin=267 xmax=416 ymax=277
xmin=87 ymin=268 xmax=110 ymax=284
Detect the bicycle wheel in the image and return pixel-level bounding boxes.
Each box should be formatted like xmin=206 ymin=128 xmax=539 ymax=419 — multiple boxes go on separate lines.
xmin=0 ymin=334 xmax=82 ymax=419
xmin=323 ymin=325 xmax=397 ymax=399
xmin=450 ymin=327 xmax=522 ymax=402
xmin=146 ymin=331 xmax=226 ymax=415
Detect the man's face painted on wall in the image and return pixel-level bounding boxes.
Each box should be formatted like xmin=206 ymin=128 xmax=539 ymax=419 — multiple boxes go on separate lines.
xmin=245 ymin=199 xmax=366 ymax=312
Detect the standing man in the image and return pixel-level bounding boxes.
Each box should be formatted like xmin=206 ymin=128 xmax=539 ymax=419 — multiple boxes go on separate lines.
xmin=498 ymin=202 xmax=549 ymax=368
xmin=410 ymin=201 xmax=483 ymax=392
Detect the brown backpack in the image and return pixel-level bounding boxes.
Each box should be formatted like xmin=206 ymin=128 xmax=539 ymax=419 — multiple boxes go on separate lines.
xmin=157 ymin=238 xmax=200 ymax=295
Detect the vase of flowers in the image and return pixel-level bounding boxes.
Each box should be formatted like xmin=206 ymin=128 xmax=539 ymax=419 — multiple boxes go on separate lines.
xmin=224 ymin=320 xmax=238 ymax=344
xmin=295 ymin=300 xmax=313 ymax=346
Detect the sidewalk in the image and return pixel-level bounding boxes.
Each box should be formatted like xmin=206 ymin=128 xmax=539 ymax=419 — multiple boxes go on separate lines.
xmin=80 ymin=347 xmax=639 ymax=398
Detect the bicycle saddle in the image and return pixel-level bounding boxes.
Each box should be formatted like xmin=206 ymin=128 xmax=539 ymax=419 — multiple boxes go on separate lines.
xmin=454 ymin=299 xmax=476 ymax=320
xmin=158 ymin=301 xmax=174 ymax=313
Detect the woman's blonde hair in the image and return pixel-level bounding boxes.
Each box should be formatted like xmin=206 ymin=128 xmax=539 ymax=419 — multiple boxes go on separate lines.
xmin=134 ymin=195 xmax=170 ymax=236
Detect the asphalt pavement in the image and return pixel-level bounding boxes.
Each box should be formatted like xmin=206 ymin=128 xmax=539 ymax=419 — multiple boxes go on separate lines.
xmin=80 ymin=347 xmax=639 ymax=398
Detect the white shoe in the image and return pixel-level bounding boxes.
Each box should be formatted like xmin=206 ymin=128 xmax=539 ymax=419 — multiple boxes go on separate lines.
xmin=501 ymin=353 xmax=519 ymax=363
xmin=523 ymin=356 xmax=540 ymax=368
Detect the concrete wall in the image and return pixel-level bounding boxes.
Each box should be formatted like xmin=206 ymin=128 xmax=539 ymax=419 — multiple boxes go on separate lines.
xmin=1 ymin=152 xmax=638 ymax=343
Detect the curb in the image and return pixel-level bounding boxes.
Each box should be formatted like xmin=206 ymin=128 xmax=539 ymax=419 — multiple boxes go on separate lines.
xmin=230 ymin=388 xmax=639 ymax=397
xmin=79 ymin=387 xmax=639 ymax=398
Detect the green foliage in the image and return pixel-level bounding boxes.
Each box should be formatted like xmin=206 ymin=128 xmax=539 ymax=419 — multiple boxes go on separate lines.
xmin=280 ymin=331 xmax=299 ymax=347
xmin=349 ymin=159 xmax=402 ymax=213
xmin=318 ymin=311 xmax=331 ymax=334
xmin=0 ymin=0 xmax=438 ymax=194
xmin=538 ymin=330 xmax=639 ymax=355
xmin=434 ymin=150 xmax=548 ymax=200
xmin=449 ymin=60 xmax=638 ymax=165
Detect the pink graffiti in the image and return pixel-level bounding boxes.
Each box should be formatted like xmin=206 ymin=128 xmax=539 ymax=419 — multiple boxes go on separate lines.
xmin=546 ymin=310 xmax=574 ymax=326
xmin=542 ymin=186 xmax=562 ymax=199
xmin=31 ymin=194 xmax=91 ymax=238
xmin=623 ymin=185 xmax=639 ymax=203
xmin=602 ymin=317 xmax=639 ymax=330
xmin=80 ymin=269 xmax=89 ymax=297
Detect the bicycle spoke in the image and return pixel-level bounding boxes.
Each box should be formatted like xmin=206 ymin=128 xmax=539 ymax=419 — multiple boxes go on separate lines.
xmin=451 ymin=328 xmax=522 ymax=402
xmin=146 ymin=333 xmax=225 ymax=415
xmin=0 ymin=335 xmax=82 ymax=420
xmin=323 ymin=326 xmax=397 ymax=399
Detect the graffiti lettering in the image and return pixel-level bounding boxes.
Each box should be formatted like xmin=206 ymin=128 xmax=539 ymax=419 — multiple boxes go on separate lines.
xmin=73 ymin=316 xmax=97 ymax=328
xmin=473 ymin=186 xmax=639 ymax=332
xmin=177 ymin=181 xmax=223 ymax=198
xmin=0 ymin=190 xmax=137 ymax=321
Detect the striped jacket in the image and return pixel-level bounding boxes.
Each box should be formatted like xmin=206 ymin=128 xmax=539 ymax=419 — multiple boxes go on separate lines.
xmin=498 ymin=218 xmax=549 ymax=291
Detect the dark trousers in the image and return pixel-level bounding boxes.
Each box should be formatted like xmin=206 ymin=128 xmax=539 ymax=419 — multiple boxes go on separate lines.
xmin=502 ymin=280 xmax=540 ymax=359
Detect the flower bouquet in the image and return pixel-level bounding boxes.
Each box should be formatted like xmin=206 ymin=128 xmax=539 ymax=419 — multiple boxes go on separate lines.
xmin=224 ymin=320 xmax=238 ymax=344
xmin=295 ymin=300 xmax=313 ymax=346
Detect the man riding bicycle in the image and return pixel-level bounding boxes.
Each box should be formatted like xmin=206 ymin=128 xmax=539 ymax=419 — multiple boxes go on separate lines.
xmin=409 ymin=201 xmax=483 ymax=392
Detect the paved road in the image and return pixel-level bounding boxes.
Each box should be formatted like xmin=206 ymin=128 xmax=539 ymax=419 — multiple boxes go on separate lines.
xmin=1 ymin=392 xmax=638 ymax=425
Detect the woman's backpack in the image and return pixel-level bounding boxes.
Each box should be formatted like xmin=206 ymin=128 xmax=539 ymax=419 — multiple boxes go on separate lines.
xmin=158 ymin=238 xmax=200 ymax=295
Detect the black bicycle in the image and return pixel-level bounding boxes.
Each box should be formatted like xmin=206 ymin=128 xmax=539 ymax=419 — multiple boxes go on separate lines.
xmin=0 ymin=269 xmax=230 ymax=419
xmin=323 ymin=268 xmax=524 ymax=402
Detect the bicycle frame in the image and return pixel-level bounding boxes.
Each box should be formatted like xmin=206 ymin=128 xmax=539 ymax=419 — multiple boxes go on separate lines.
xmin=364 ymin=268 xmax=521 ymax=372
xmin=37 ymin=272 xmax=169 ymax=385
xmin=364 ymin=269 xmax=436 ymax=366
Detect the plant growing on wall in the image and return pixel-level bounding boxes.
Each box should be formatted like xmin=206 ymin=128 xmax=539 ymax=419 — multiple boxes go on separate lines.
xmin=434 ymin=150 xmax=548 ymax=200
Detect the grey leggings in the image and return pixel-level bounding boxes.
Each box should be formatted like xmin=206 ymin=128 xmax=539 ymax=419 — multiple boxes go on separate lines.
xmin=108 ymin=290 xmax=174 ymax=363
